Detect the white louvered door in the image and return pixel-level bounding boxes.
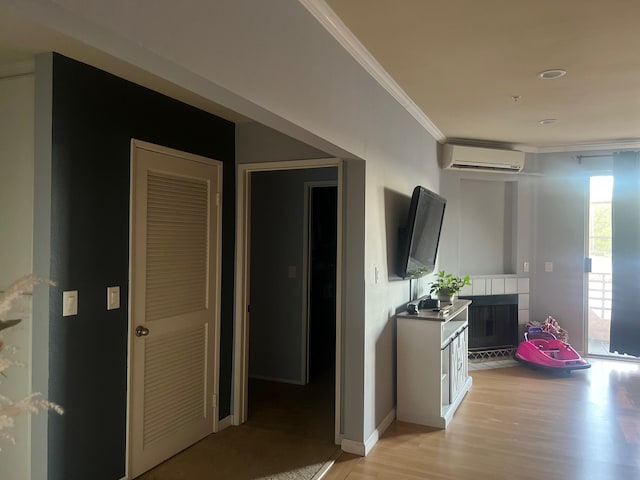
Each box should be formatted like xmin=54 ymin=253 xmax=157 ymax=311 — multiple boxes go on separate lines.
xmin=129 ymin=142 xmax=221 ymax=478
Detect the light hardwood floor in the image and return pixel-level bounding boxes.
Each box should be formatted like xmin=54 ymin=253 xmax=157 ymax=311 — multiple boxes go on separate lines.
xmin=324 ymin=358 xmax=640 ymax=480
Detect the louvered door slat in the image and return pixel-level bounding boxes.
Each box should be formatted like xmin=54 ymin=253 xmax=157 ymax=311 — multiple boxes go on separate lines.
xmin=145 ymin=172 xmax=209 ymax=322
xmin=143 ymin=326 xmax=206 ymax=447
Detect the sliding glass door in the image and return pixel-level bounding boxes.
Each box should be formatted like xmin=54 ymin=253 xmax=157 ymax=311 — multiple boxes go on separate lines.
xmin=587 ymin=176 xmax=613 ymax=355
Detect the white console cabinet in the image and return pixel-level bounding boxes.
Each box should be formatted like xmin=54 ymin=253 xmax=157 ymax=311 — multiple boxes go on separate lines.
xmin=397 ymin=299 xmax=472 ymax=428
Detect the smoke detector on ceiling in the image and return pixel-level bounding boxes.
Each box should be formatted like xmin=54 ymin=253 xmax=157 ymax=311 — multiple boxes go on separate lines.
xmin=538 ymin=69 xmax=567 ymax=79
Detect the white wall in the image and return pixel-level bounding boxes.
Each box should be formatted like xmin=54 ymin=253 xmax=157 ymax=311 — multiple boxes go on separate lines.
xmin=0 ymin=73 xmax=35 ymax=480
xmin=459 ymin=179 xmax=516 ymax=275
xmin=236 ymin=122 xmax=328 ymax=164
xmin=439 ymin=169 xmax=535 ymax=279
xmin=362 ymin=126 xmax=441 ymax=442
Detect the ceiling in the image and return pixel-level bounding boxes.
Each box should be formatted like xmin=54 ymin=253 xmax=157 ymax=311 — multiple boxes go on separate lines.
xmin=2 ymin=1 xmax=640 ymax=153
xmin=325 ymin=0 xmax=640 ymax=152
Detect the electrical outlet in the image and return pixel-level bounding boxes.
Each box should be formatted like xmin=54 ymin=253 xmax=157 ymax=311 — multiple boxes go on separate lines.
xmin=545 ymin=261 xmax=553 ymax=272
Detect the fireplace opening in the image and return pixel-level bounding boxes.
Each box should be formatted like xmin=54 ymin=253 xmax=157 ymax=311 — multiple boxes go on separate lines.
xmin=460 ymin=294 xmax=519 ymax=359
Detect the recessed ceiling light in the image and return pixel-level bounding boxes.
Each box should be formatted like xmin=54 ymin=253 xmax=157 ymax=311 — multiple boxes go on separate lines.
xmin=539 ymin=119 xmax=557 ymax=125
xmin=538 ymin=69 xmax=567 ymax=79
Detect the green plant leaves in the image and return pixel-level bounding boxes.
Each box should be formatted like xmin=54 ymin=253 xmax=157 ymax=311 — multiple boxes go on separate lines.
xmin=429 ymin=270 xmax=470 ymax=296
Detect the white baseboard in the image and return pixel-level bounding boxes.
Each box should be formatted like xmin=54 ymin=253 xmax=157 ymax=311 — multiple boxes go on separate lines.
xmin=340 ymin=438 xmax=365 ymax=456
xmin=218 ymin=415 xmax=233 ymax=431
xmin=364 ymin=408 xmax=395 ymax=455
xmin=341 ymin=407 xmax=396 ymax=457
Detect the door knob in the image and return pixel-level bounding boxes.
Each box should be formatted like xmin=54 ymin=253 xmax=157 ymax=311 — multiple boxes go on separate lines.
xmin=135 ymin=325 xmax=150 ymax=337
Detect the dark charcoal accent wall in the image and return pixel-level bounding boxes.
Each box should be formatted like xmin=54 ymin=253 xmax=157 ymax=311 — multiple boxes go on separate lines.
xmin=49 ymin=53 xmax=235 ymax=480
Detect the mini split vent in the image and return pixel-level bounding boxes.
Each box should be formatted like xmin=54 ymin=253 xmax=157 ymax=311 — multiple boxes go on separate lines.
xmin=441 ymin=144 xmax=525 ymax=173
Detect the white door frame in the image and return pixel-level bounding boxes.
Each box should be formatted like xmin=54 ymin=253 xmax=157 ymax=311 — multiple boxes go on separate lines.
xmin=126 ymin=139 xmax=223 ymax=477
xmin=233 ymin=158 xmax=343 ymax=445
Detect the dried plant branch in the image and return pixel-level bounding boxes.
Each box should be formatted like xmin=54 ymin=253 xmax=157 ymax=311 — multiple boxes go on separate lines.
xmin=0 ymin=275 xmax=61 ymax=452
xmin=0 ymin=393 xmax=63 ymax=449
xmin=0 ymin=393 xmax=64 ymax=419
xmin=0 ymin=357 xmax=24 ymax=376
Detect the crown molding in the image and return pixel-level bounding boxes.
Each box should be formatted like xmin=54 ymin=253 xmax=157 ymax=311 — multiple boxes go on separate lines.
xmin=443 ymin=139 xmax=640 ymax=155
xmin=534 ymin=140 xmax=640 ymax=154
xmin=432 ymin=137 xmax=640 ymax=155
xmin=299 ymin=0 xmax=446 ymax=143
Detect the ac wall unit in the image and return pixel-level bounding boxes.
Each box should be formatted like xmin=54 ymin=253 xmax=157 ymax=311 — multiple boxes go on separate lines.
xmin=441 ymin=144 xmax=525 ymax=173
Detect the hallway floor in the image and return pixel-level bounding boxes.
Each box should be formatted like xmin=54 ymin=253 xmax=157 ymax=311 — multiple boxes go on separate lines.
xmin=138 ymin=375 xmax=338 ymax=479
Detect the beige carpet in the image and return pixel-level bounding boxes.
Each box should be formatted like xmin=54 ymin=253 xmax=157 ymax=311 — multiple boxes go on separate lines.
xmin=139 ymin=375 xmax=339 ymax=480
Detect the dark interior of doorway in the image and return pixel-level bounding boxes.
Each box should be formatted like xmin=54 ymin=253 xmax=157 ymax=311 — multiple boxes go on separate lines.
xmin=247 ymin=179 xmax=337 ymax=449
xmin=308 ymin=185 xmax=337 ymax=381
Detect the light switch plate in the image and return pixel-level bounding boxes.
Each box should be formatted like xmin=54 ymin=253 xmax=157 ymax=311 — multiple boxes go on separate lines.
xmin=107 ymin=286 xmax=120 ymax=310
xmin=63 ymin=290 xmax=78 ymax=316
xmin=287 ymin=266 xmax=296 ymax=278
xmin=545 ymin=261 xmax=553 ymax=272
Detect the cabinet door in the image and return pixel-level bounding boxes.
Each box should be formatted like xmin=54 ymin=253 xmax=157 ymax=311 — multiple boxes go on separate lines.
xmin=449 ymin=336 xmax=459 ymax=400
xmin=450 ymin=332 xmax=465 ymax=400
xmin=460 ymin=328 xmax=468 ymax=379
xmin=441 ymin=345 xmax=450 ymax=405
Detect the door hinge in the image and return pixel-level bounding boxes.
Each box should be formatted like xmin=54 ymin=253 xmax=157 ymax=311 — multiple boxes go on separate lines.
xmin=216 ymin=192 xmax=220 ymax=206
xmin=585 ymin=257 xmax=593 ymax=273
xmin=212 ymin=394 xmax=217 ymax=406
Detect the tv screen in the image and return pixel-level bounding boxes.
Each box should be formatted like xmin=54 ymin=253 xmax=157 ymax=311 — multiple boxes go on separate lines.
xmin=398 ymin=186 xmax=446 ymax=279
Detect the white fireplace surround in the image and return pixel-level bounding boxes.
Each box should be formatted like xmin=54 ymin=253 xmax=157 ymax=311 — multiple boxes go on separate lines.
xmin=459 ymin=276 xmax=530 ymax=326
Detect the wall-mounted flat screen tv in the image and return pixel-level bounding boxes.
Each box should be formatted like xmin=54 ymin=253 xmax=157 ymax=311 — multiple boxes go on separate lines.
xmin=398 ymin=186 xmax=446 ymax=279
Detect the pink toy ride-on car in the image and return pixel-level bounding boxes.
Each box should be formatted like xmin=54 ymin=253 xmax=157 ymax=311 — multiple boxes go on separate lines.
xmin=514 ymin=326 xmax=590 ymax=372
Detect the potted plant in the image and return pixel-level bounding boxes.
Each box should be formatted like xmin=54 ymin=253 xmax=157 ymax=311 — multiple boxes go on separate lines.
xmin=429 ymin=270 xmax=471 ymax=304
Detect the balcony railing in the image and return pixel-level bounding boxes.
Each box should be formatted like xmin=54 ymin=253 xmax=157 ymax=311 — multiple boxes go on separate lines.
xmin=588 ymin=272 xmax=612 ymax=320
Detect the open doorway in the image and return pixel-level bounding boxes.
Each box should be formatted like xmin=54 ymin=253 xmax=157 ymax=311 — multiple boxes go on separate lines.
xmin=233 ymin=158 xmax=343 ymax=447
xmin=587 ymin=175 xmax=613 ymax=356
xmin=248 ymin=170 xmax=337 ymax=387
